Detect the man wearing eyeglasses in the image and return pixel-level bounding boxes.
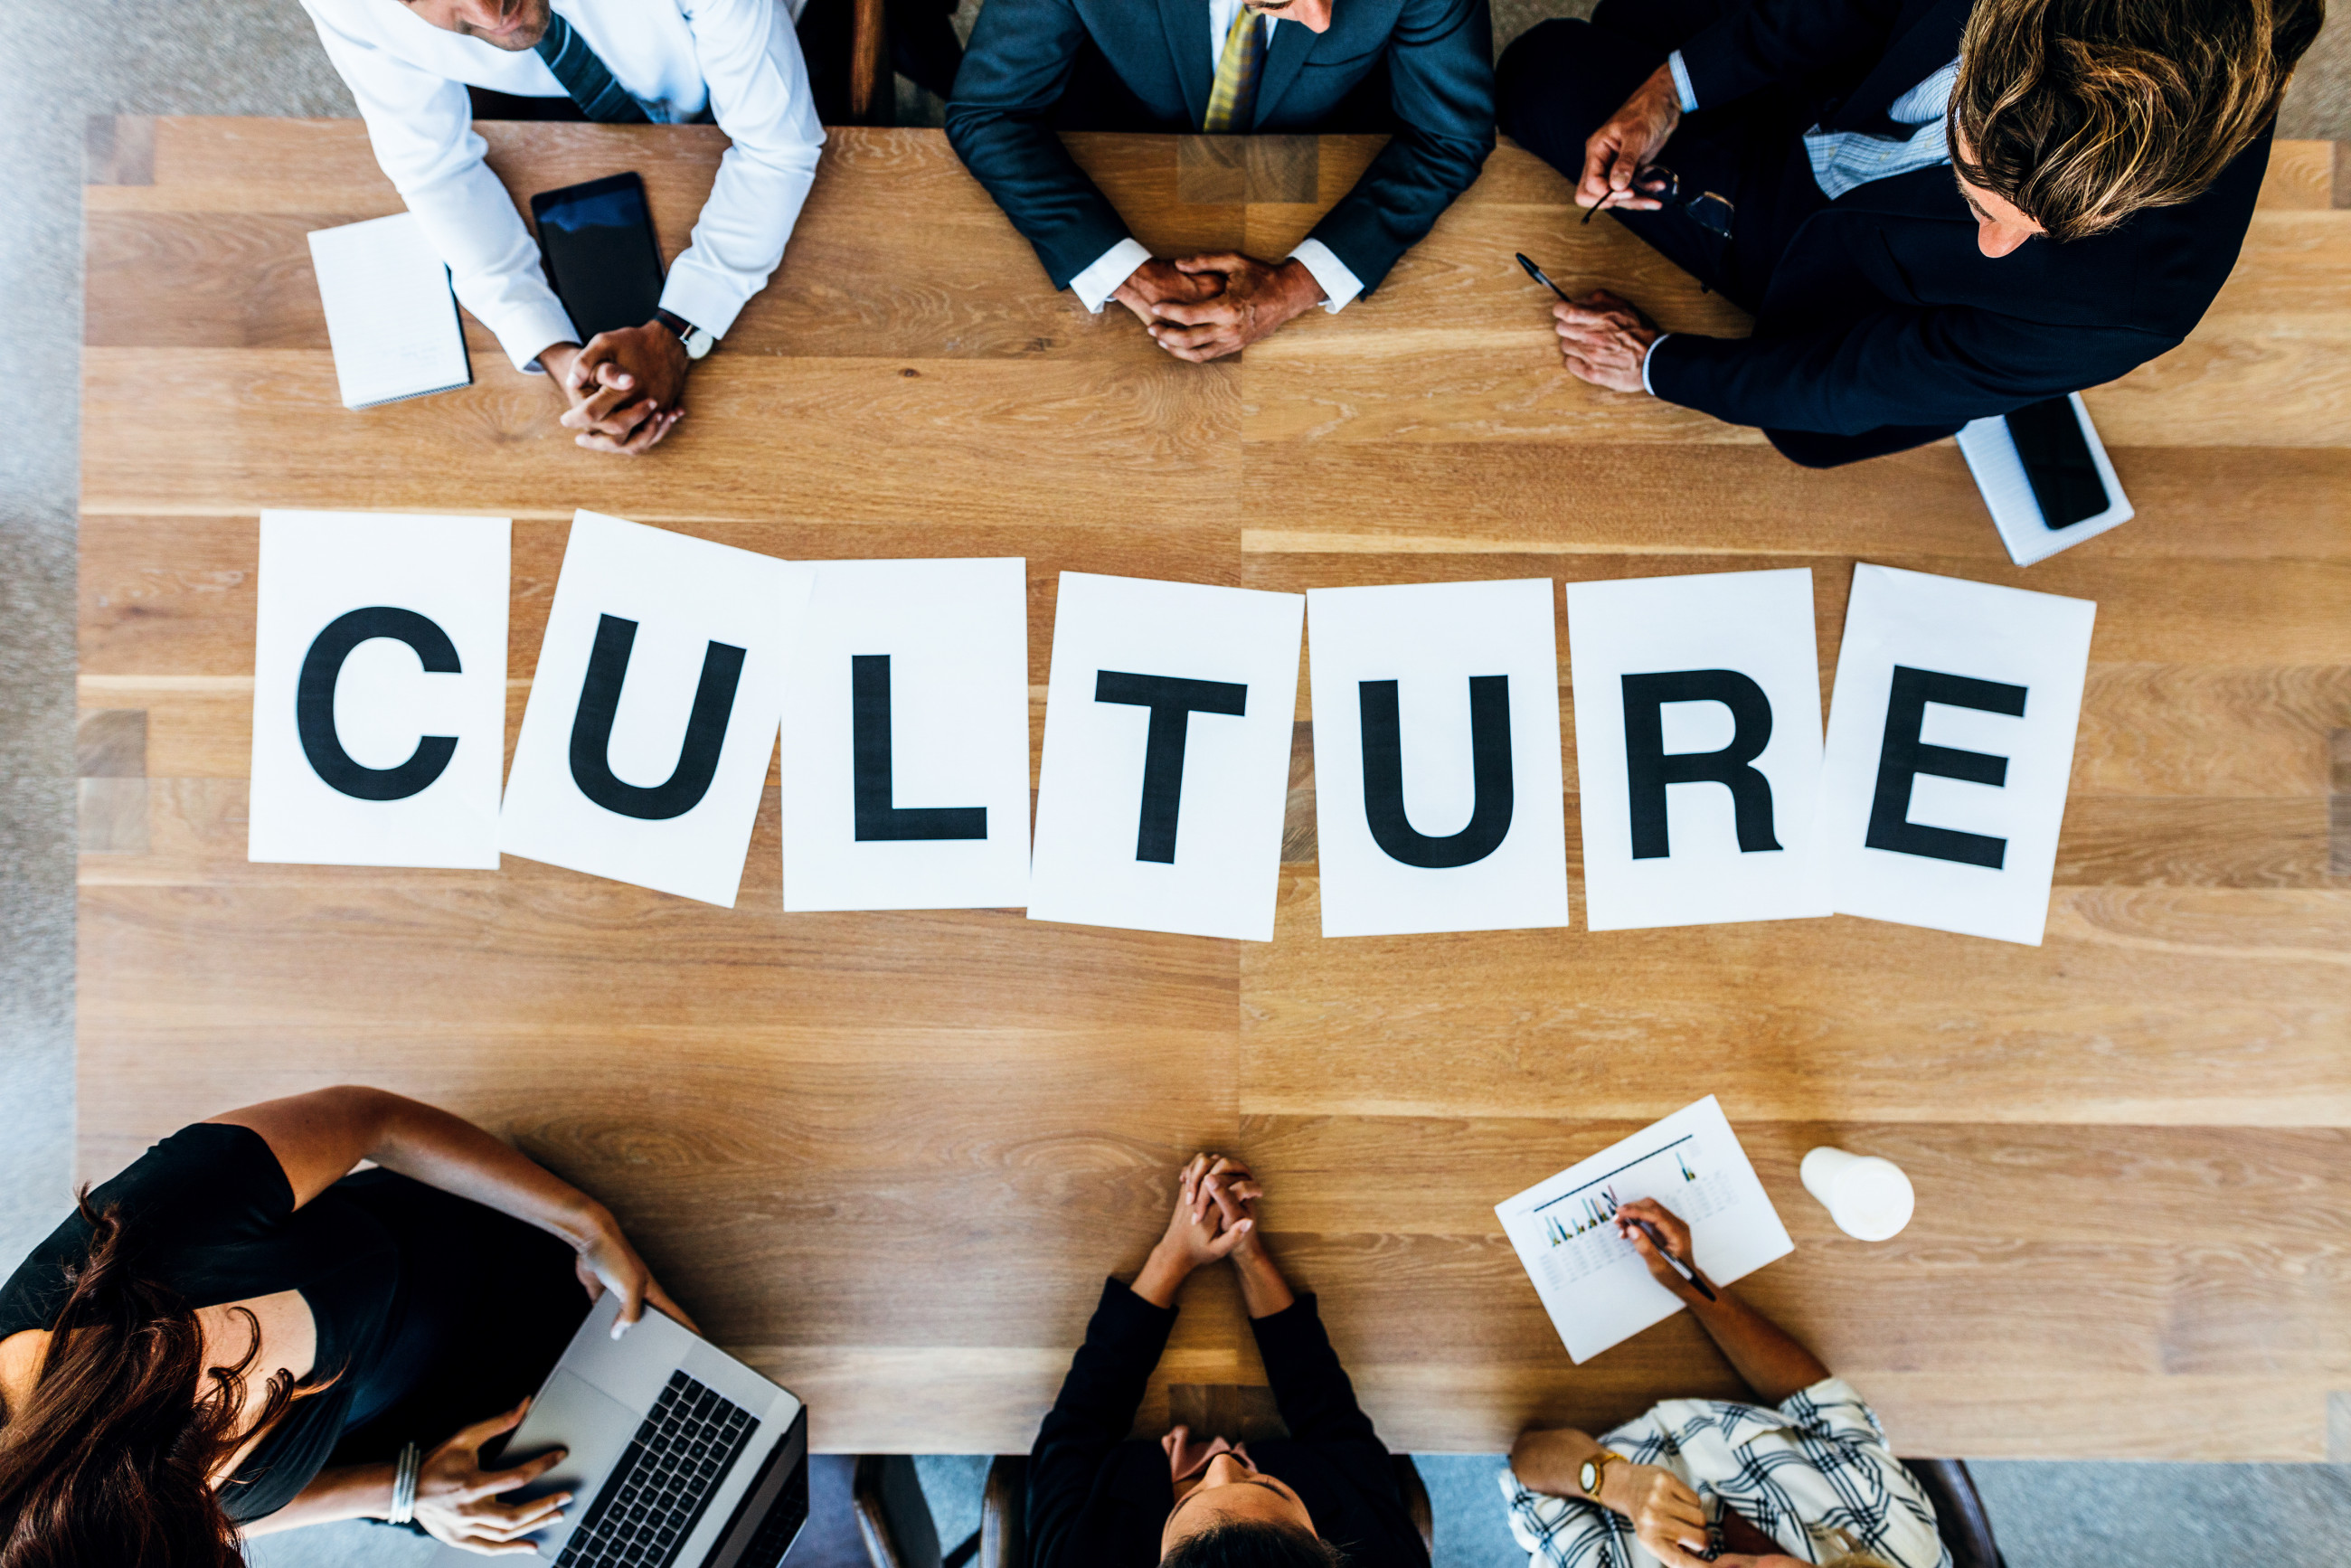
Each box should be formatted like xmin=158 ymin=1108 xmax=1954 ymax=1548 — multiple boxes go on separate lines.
xmin=946 ymin=0 xmax=1496 ymax=363
xmin=1496 ymin=0 xmax=2321 ymax=468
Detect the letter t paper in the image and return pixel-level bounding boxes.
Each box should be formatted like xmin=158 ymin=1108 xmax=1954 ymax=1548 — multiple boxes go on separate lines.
xmin=1028 ymin=573 xmax=1304 ymax=940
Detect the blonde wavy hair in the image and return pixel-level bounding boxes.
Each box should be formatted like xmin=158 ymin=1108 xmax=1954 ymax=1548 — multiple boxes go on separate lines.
xmin=1950 ymin=0 xmax=2324 ymax=241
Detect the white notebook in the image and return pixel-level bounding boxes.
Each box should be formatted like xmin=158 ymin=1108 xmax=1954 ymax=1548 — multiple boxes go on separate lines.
xmin=1496 ymin=1097 xmax=1794 ymax=1363
xmin=307 ymin=213 xmax=473 ymax=411
xmin=1957 ymin=393 xmax=2133 ymax=566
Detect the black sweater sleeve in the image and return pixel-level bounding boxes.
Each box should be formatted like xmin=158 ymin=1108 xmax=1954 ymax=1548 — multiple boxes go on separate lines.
xmin=1028 ymin=1277 xmax=1179 ymax=1568
xmin=1250 ymin=1293 xmax=1382 ymax=1447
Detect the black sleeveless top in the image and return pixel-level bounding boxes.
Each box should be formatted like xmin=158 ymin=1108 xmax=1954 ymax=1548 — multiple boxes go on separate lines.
xmin=0 ymin=1123 xmax=587 ymax=1523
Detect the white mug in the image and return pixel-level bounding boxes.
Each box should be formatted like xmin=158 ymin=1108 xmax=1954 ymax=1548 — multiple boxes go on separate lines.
xmin=1799 ymin=1147 xmax=1915 ymax=1242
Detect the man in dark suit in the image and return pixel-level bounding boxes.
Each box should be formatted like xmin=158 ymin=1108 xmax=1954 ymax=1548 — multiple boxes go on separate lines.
xmin=1497 ymin=0 xmax=2323 ymax=466
xmin=946 ymin=0 xmax=1494 ymax=362
xmin=1029 ymin=1154 xmax=1428 ymax=1568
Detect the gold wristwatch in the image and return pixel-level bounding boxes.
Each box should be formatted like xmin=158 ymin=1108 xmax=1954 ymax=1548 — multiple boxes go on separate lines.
xmin=1580 ymin=1448 xmax=1627 ymax=1498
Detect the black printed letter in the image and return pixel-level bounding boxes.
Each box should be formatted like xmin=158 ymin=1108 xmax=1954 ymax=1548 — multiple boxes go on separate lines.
xmin=1620 ymin=669 xmax=1781 ymax=860
xmin=569 ymin=613 xmax=745 ymax=821
xmin=1865 ymin=665 xmax=2027 ymax=869
xmin=1094 ymin=670 xmax=1248 ymax=864
xmin=1357 ymin=676 xmax=1515 ymax=869
xmin=296 ymin=606 xmax=461 ymax=802
xmin=851 ymin=655 xmax=987 ymax=841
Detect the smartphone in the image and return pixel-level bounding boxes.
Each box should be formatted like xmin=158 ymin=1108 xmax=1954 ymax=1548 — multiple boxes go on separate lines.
xmin=530 ymin=172 xmax=665 ymax=343
xmin=2002 ymin=395 xmax=2109 ymax=530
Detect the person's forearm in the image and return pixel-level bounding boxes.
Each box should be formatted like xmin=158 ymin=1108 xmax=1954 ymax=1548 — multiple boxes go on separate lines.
xmin=239 ymin=1461 xmax=396 ymax=1535
xmin=1130 ymin=1240 xmax=1193 ymax=1308
xmin=1231 ymin=1245 xmax=1295 ymax=1319
xmin=1687 ymin=1286 xmax=1830 ymax=1404
xmin=365 ymin=1093 xmax=610 ymax=1252
xmin=1508 ymin=1427 xmax=1608 ymax=1499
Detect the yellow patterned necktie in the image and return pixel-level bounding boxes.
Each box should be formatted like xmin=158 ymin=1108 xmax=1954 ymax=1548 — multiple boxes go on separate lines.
xmin=1202 ymin=6 xmax=1267 ymax=133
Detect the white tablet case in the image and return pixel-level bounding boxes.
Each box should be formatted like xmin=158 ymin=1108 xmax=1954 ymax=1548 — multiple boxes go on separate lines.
xmin=1956 ymin=392 xmax=2132 ymax=567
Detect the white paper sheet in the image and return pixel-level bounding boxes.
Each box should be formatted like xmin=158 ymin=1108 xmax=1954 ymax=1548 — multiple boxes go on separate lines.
xmin=1306 ymin=580 xmax=1569 ymax=937
xmin=1028 ymin=572 xmax=1304 ymax=940
xmin=1496 ymin=1096 xmax=1794 ymax=1365
xmin=1567 ymin=570 xmax=1831 ymax=930
xmin=1813 ymin=564 xmax=2096 ymax=945
xmin=307 ymin=213 xmax=472 ymax=411
xmin=499 ymin=512 xmax=814 ymax=907
xmin=1957 ymin=394 xmax=2133 ymax=567
xmin=779 ymin=558 xmax=1032 ymax=911
xmin=249 ymin=510 xmax=510 ymax=869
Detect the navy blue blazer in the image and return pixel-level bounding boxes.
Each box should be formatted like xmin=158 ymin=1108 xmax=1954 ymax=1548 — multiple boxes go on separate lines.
xmin=945 ymin=0 xmax=1495 ymax=295
xmin=1648 ymin=0 xmax=2271 ymax=456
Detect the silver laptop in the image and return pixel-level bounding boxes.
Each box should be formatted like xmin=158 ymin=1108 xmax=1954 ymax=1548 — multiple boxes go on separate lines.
xmin=429 ymin=1291 xmax=808 ymax=1568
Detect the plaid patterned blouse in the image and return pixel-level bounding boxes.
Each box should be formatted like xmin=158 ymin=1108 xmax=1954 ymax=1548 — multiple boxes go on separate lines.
xmin=1499 ymin=1379 xmax=1950 ymax=1568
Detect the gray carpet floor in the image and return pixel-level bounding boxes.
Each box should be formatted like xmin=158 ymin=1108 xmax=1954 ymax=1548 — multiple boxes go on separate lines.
xmin=6 ymin=2 xmax=2346 ymax=1563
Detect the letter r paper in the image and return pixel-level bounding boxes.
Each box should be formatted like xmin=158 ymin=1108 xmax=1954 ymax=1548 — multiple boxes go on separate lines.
xmin=1028 ymin=572 xmax=1304 ymax=940
xmin=1568 ymin=570 xmax=1829 ymax=931
xmin=500 ymin=511 xmax=815 ymax=907
xmin=1308 ymin=579 xmax=1569 ymax=937
xmin=1813 ymin=564 xmax=2095 ymax=945
xmin=250 ymin=510 xmax=509 ymax=869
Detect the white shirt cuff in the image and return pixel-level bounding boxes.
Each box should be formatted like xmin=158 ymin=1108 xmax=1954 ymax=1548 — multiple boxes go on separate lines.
xmin=1072 ymin=238 xmax=1154 ymax=313
xmin=1641 ymin=333 xmax=1670 ymax=395
xmin=509 ymin=302 xmax=586 ymax=375
xmin=1667 ymin=51 xmax=1700 ymax=114
xmin=1287 ymin=239 xmax=1364 ymax=313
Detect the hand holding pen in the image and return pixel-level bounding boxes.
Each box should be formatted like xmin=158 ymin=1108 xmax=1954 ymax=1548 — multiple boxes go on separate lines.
xmin=1614 ymin=1195 xmax=1717 ymax=1302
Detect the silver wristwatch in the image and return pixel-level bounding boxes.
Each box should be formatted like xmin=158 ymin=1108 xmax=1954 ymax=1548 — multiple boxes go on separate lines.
xmin=656 ymin=309 xmax=716 ymax=361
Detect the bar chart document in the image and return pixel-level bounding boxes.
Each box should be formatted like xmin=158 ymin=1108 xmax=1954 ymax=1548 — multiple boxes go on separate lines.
xmin=1496 ymin=1097 xmax=1793 ymax=1363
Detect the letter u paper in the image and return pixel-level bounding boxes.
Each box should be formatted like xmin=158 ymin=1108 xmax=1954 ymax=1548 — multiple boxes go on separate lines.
xmin=1308 ymin=580 xmax=1570 ymax=937
xmin=1568 ymin=569 xmax=1829 ymax=930
xmin=499 ymin=511 xmax=816 ymax=907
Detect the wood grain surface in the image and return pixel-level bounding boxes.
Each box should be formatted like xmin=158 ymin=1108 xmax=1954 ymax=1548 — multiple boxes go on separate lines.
xmin=77 ymin=119 xmax=2351 ymax=1460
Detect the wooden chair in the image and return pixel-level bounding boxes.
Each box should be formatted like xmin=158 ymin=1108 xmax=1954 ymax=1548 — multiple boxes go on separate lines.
xmin=848 ymin=0 xmax=889 ymax=124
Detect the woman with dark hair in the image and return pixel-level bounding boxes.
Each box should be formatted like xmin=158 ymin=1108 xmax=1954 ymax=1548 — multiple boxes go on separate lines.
xmin=1029 ymin=1153 xmax=1426 ymax=1568
xmin=0 ymin=1086 xmax=690 ymax=1562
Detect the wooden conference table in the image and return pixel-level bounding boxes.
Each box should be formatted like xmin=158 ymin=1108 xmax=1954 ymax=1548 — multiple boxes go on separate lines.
xmin=77 ymin=118 xmax=2351 ymax=1460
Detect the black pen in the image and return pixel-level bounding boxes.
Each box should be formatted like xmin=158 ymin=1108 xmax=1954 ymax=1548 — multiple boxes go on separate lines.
xmin=1515 ymin=252 xmax=1572 ymax=302
xmin=1628 ymin=1218 xmax=1717 ymax=1301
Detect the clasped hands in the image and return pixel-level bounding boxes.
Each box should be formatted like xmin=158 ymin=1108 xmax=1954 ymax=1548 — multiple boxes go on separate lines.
xmin=1113 ymin=255 xmax=1327 ymax=363
xmin=1131 ymin=1153 xmax=1294 ymax=1318
xmin=540 ymin=319 xmax=691 ymax=457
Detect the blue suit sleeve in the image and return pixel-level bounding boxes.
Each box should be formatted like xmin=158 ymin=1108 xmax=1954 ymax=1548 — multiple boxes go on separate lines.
xmin=1674 ymin=0 xmax=1904 ymax=111
xmin=1647 ymin=307 xmax=2177 ymax=434
xmin=1305 ymin=0 xmax=1497 ymax=293
xmin=944 ymin=0 xmax=1135 ymax=290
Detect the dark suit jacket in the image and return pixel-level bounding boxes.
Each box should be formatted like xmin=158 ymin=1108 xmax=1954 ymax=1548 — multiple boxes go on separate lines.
xmin=945 ymin=0 xmax=1494 ymax=295
xmin=1647 ymin=0 xmax=2271 ymax=456
xmin=1028 ymin=1279 xmax=1429 ymax=1568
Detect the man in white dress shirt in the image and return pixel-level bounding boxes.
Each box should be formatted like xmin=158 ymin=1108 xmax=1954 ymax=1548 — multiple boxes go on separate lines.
xmin=301 ymin=0 xmax=825 ymax=453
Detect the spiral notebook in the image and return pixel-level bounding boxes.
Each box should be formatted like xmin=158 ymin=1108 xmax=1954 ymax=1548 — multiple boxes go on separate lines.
xmin=307 ymin=213 xmax=473 ymax=411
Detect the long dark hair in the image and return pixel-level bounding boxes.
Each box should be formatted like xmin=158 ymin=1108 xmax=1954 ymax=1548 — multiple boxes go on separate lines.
xmin=0 ymin=1195 xmax=297 ymax=1567
xmin=1161 ymin=1522 xmax=1346 ymax=1568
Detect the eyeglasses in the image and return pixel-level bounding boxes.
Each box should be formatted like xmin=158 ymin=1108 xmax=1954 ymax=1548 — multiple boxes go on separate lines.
xmin=1581 ymin=165 xmax=1734 ymax=238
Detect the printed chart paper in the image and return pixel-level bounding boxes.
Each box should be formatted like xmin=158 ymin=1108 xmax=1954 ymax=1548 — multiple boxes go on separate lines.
xmin=779 ymin=558 xmax=1032 ymax=911
xmin=1307 ymin=579 xmax=1569 ymax=936
xmin=1568 ymin=570 xmax=1830 ymax=930
xmin=500 ymin=512 xmax=814 ymax=907
xmin=1814 ymin=564 xmax=2095 ymax=945
xmin=1497 ymin=1097 xmax=1794 ymax=1364
xmin=1028 ymin=572 xmax=1304 ymax=940
xmin=249 ymin=510 xmax=509 ymax=869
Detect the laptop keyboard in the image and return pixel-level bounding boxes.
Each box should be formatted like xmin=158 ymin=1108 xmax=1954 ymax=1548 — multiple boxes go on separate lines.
xmin=554 ymin=1370 xmax=760 ymax=1568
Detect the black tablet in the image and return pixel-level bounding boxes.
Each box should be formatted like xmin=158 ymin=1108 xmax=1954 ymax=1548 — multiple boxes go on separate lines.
xmin=530 ymin=171 xmax=665 ymax=343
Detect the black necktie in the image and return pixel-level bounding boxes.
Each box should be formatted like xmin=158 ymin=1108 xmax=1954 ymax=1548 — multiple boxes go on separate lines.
xmin=533 ymin=9 xmax=650 ymax=124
